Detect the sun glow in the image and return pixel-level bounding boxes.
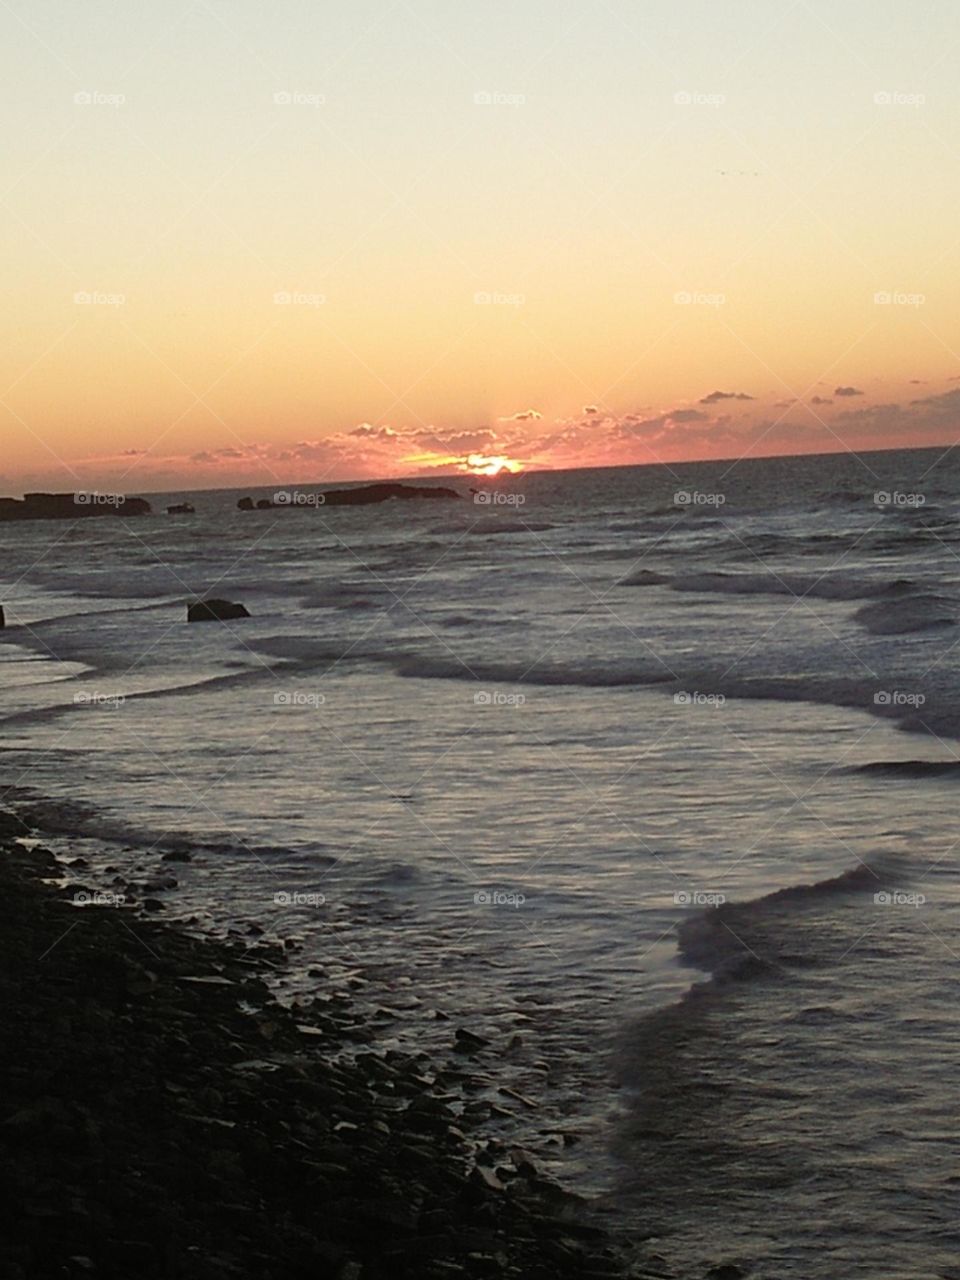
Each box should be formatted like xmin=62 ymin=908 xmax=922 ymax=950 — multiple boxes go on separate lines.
xmin=464 ymin=454 xmax=522 ymax=476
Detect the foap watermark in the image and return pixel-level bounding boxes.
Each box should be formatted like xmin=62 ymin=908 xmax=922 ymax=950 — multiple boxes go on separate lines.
xmin=74 ymin=690 xmax=126 ymax=709
xmin=274 ymin=489 xmax=326 ymax=506
xmin=274 ymin=890 xmax=326 ymax=906
xmin=474 ymin=690 xmax=526 ymax=707
xmin=874 ymin=91 xmax=925 ymax=107
xmin=74 ymin=90 xmax=125 ymax=107
xmin=74 ymin=291 xmax=125 ymax=307
xmin=874 ymin=291 xmax=925 ymax=308
xmin=674 ymin=90 xmax=726 ymax=107
xmin=674 ymin=889 xmax=726 ymax=907
xmin=274 ymin=291 xmax=325 ymax=307
xmin=274 ymin=690 xmax=326 ymax=708
xmin=473 ymin=90 xmax=526 ymax=107
xmin=474 ymin=290 xmax=525 ymax=307
xmin=674 ymin=691 xmax=726 ymax=708
xmin=674 ymin=290 xmax=726 ymax=307
xmin=674 ymin=489 xmax=726 ymax=507
xmin=874 ymin=490 xmax=925 ymax=508
xmin=74 ymin=490 xmax=126 ymax=507
xmin=473 ymin=490 xmax=525 ymax=506
xmin=73 ymin=890 xmax=127 ymax=907
xmin=874 ymin=890 xmax=926 ymax=908
xmin=273 ymin=90 xmax=326 ymax=107
xmin=874 ymin=690 xmax=926 ymax=708
xmin=474 ymin=889 xmax=526 ymax=908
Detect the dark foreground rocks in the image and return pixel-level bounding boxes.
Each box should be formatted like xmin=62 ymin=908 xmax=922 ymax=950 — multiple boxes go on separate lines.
xmin=0 ymin=822 xmax=635 ymax=1280
xmin=187 ymin=598 xmax=251 ymax=622
xmin=0 ymin=493 xmax=151 ymax=521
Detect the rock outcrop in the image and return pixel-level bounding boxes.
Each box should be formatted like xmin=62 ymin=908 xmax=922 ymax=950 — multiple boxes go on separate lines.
xmin=0 ymin=493 xmax=151 ymax=521
xmin=187 ymin=599 xmax=250 ymax=623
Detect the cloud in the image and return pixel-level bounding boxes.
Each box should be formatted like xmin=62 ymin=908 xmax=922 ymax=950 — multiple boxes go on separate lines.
xmin=834 ymin=386 xmax=864 ymax=397
xmin=700 ymin=390 xmax=754 ymax=404
xmin=810 ymin=396 xmax=833 ymax=405
xmin=582 ymin=405 xmax=599 ymax=414
xmin=499 ymin=408 xmax=542 ymax=421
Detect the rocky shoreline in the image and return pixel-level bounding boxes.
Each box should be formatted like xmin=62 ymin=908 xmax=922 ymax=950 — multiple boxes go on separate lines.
xmin=0 ymin=809 xmax=656 ymax=1280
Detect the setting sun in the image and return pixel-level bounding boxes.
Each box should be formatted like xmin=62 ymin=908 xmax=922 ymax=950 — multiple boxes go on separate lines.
xmin=464 ymin=454 xmax=522 ymax=476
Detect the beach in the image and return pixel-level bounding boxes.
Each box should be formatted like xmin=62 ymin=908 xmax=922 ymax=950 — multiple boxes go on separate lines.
xmin=0 ymin=807 xmax=645 ymax=1280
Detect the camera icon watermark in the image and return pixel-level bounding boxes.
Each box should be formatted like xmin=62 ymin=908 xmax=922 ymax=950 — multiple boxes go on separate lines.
xmin=674 ymin=90 xmax=726 ymax=107
xmin=873 ymin=291 xmax=925 ymax=308
xmin=273 ymin=291 xmax=326 ymax=307
xmin=474 ymin=690 xmax=526 ymax=707
xmin=874 ymin=890 xmax=925 ymax=908
xmin=473 ymin=90 xmax=526 ymax=107
xmin=74 ymin=491 xmax=125 ymax=507
xmin=273 ymin=690 xmax=326 ymax=708
xmin=473 ymin=491 xmax=525 ymax=506
xmin=874 ymin=491 xmax=925 ymax=508
xmin=474 ymin=889 xmax=526 ymax=907
xmin=273 ymin=890 xmax=326 ymax=906
xmin=474 ymin=290 xmax=526 ymax=307
xmin=273 ymin=90 xmax=326 ymax=107
xmin=874 ymin=690 xmax=926 ymax=708
xmin=73 ymin=890 xmax=127 ymax=906
xmin=674 ymin=490 xmax=726 ymax=507
xmin=73 ymin=90 xmax=125 ymax=107
xmin=674 ymin=290 xmax=726 ymax=307
xmin=273 ymin=489 xmax=326 ymax=507
xmin=74 ymin=690 xmax=126 ymax=709
xmin=874 ymin=91 xmax=925 ymax=107
xmin=674 ymin=691 xmax=726 ymax=708
xmin=673 ymin=889 xmax=726 ymax=907
xmin=74 ymin=291 xmax=125 ymax=307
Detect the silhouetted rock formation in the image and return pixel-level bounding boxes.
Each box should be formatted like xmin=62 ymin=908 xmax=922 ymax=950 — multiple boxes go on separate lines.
xmin=167 ymin=503 xmax=195 ymax=515
xmin=0 ymin=606 xmax=4 ymax=629
xmin=187 ymin=599 xmax=250 ymax=623
xmin=236 ymin=483 xmax=461 ymax=511
xmin=0 ymin=493 xmax=151 ymax=522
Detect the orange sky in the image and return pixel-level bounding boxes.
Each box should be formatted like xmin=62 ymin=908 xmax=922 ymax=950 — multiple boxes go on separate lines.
xmin=2 ymin=1 xmax=959 ymax=493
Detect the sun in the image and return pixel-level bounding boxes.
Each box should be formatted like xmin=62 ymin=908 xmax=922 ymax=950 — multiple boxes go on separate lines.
xmin=464 ymin=453 xmax=522 ymax=476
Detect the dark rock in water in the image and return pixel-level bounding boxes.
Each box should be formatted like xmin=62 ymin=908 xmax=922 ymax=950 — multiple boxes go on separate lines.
xmin=706 ymin=1266 xmax=746 ymax=1280
xmin=187 ymin=599 xmax=250 ymax=623
xmin=322 ymin=482 xmax=460 ymax=506
xmin=166 ymin=503 xmax=195 ymax=515
xmin=0 ymin=492 xmax=151 ymax=522
xmin=0 ymin=606 xmax=4 ymax=628
xmin=454 ymin=1027 xmax=490 ymax=1052
xmin=237 ymin=482 xmax=461 ymax=511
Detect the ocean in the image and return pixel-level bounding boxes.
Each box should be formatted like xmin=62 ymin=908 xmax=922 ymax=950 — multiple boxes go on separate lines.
xmin=3 ymin=445 xmax=959 ymax=1278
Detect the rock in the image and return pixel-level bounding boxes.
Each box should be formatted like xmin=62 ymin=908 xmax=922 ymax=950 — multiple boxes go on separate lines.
xmin=0 ymin=606 xmax=4 ymax=628
xmin=706 ymin=1268 xmax=746 ymax=1280
xmin=161 ymin=849 xmax=192 ymax=863
xmin=187 ymin=599 xmax=251 ymax=623
xmin=237 ymin=497 xmax=255 ymax=510
xmin=0 ymin=492 xmax=151 ymax=521
xmin=454 ymin=1027 xmax=490 ymax=1051
xmin=167 ymin=503 xmax=195 ymax=515
xmin=142 ymin=899 xmax=164 ymax=912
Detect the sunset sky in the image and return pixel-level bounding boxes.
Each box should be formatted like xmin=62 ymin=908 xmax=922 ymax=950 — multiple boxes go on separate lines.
xmin=2 ymin=0 xmax=959 ymax=492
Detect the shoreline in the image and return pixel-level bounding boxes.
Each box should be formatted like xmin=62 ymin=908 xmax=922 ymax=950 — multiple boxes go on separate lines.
xmin=0 ymin=807 xmax=651 ymax=1280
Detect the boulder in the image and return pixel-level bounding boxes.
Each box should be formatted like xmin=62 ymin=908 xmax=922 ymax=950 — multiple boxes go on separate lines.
xmin=237 ymin=497 xmax=255 ymax=511
xmin=187 ymin=599 xmax=251 ymax=623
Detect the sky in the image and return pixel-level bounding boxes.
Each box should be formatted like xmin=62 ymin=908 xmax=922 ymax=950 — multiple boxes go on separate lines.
xmin=2 ymin=0 xmax=960 ymax=493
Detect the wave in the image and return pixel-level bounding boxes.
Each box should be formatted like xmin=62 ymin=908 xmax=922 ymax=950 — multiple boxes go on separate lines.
xmin=622 ymin=568 xmax=915 ymax=600
xmin=393 ymin=654 xmax=676 ymax=688
xmin=850 ymin=760 xmax=960 ymax=779
xmin=853 ymin=593 xmax=956 ymax=635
